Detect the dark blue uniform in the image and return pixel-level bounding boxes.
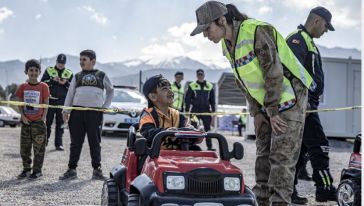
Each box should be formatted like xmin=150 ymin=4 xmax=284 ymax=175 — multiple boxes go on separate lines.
xmin=41 ymin=67 xmax=73 ymax=148
xmin=287 ymin=25 xmax=333 ymax=190
xmin=185 ymin=80 xmax=216 ymax=150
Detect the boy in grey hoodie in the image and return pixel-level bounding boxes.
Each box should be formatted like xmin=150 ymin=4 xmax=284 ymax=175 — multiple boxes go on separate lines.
xmin=59 ymin=49 xmax=114 ymax=180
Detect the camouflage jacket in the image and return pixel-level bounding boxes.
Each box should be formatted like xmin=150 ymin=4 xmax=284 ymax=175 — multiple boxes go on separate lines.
xmin=226 ymin=20 xmax=294 ymax=118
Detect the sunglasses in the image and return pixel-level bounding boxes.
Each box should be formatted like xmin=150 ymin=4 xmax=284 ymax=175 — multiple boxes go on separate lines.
xmin=80 ymin=58 xmax=89 ymax=61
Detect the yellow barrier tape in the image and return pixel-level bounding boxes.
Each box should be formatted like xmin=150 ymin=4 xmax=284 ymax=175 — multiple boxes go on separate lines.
xmin=0 ymin=100 xmax=129 ymax=114
xmin=0 ymin=100 xmax=361 ymax=116
xmin=182 ymin=105 xmax=362 ymax=116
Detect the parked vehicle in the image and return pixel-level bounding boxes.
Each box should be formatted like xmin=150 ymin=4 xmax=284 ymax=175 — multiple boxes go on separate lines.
xmin=0 ymin=106 xmax=20 ymax=127
xmin=101 ymin=124 xmax=257 ymax=206
xmin=337 ymin=134 xmax=361 ymax=206
xmin=102 ymin=86 xmax=147 ymax=136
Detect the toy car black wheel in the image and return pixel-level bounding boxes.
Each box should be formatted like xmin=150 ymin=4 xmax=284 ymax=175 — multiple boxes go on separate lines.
xmin=127 ymin=194 xmax=140 ymax=206
xmin=101 ymin=179 xmax=119 ymax=206
xmin=337 ymin=179 xmax=361 ymax=206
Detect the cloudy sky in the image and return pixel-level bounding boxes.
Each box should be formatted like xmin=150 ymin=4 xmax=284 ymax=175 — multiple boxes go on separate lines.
xmin=0 ymin=0 xmax=361 ymax=67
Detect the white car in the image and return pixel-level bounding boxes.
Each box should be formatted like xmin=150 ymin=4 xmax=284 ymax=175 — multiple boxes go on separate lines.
xmin=102 ymin=86 xmax=147 ymax=136
xmin=0 ymin=106 xmax=21 ymax=127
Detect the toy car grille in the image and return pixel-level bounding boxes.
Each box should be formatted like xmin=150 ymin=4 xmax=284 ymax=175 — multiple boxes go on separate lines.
xmin=186 ymin=174 xmax=224 ymax=195
xmin=117 ymin=123 xmax=132 ymax=129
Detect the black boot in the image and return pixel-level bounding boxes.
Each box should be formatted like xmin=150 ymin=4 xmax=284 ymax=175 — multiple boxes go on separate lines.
xmin=313 ymin=168 xmax=336 ymax=202
xmin=292 ymin=188 xmax=308 ymax=205
xmin=316 ymin=185 xmax=337 ymax=202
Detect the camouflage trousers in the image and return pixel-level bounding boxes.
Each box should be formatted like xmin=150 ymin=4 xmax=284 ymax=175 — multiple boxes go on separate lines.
xmin=253 ymin=119 xmax=305 ymax=206
xmin=20 ymin=120 xmax=47 ymax=172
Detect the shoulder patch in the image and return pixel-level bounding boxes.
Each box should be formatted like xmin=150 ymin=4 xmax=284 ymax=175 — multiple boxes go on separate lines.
xmin=292 ymin=39 xmax=300 ymax=44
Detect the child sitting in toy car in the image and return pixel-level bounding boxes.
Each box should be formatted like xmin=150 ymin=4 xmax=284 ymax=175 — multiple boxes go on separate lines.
xmin=139 ymin=74 xmax=201 ymax=150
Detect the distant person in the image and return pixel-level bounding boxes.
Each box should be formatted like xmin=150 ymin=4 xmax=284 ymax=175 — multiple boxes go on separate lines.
xmin=59 ymin=50 xmax=114 ymax=180
xmin=41 ymin=54 xmax=73 ymax=151
xmin=171 ymin=71 xmax=184 ymax=112
xmin=15 ymin=59 xmax=50 ymax=180
xmin=185 ymin=69 xmax=216 ymax=151
xmin=237 ymin=108 xmax=247 ymax=137
xmin=190 ymin=1 xmax=313 ymax=205
xmin=286 ymin=6 xmax=336 ymax=204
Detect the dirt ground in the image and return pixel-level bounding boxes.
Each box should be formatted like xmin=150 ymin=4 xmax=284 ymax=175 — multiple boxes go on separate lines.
xmin=0 ymin=127 xmax=353 ymax=205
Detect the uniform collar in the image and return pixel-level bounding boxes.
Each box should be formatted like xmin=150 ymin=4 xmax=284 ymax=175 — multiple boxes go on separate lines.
xmin=196 ymin=80 xmax=207 ymax=86
xmin=174 ymin=81 xmax=181 ymax=88
xmin=298 ymin=24 xmax=313 ymax=39
xmin=54 ymin=65 xmax=65 ymax=71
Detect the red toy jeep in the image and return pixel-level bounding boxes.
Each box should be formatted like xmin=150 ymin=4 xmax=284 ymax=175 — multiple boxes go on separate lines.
xmin=101 ymin=124 xmax=257 ymax=206
xmin=337 ymin=134 xmax=361 ymax=206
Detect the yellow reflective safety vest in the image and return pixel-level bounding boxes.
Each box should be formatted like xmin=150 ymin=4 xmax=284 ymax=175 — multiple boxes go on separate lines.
xmin=46 ymin=67 xmax=73 ymax=80
xmin=171 ymin=82 xmax=184 ymax=111
xmin=222 ymin=19 xmax=313 ymax=111
xmin=287 ymin=29 xmax=318 ymax=54
xmin=239 ymin=114 xmax=247 ymax=125
xmin=189 ymin=81 xmax=213 ymax=92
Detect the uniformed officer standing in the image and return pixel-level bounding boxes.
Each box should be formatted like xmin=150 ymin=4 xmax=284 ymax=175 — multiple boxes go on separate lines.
xmin=238 ymin=108 xmax=248 ymax=137
xmin=171 ymin=71 xmax=184 ymax=112
xmin=286 ymin=6 xmax=336 ymax=204
xmin=41 ymin=54 xmax=73 ymax=151
xmin=185 ymin=69 xmax=216 ymax=151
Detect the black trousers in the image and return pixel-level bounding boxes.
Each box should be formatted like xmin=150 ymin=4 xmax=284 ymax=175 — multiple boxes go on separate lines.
xmin=294 ymin=112 xmax=331 ymax=186
xmin=46 ymin=100 xmax=64 ymax=147
xmin=238 ymin=124 xmax=246 ymax=136
xmin=192 ymin=115 xmax=212 ymax=149
xmin=68 ymin=110 xmax=103 ymax=169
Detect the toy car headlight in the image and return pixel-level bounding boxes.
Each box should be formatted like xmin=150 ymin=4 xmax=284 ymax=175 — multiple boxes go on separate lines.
xmin=224 ymin=177 xmax=240 ymax=191
xmin=166 ymin=175 xmax=185 ymax=190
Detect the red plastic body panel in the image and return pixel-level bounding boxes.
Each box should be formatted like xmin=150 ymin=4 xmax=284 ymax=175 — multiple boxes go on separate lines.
xmin=140 ymin=150 xmax=245 ymax=194
xmin=349 ymin=152 xmax=361 ymax=169
xmin=121 ymin=148 xmax=138 ymax=193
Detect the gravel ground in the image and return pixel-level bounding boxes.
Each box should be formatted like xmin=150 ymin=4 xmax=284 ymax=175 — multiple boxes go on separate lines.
xmin=0 ymin=127 xmax=353 ymax=205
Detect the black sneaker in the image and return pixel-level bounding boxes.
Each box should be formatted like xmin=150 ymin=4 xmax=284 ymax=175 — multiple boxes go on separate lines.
xmin=59 ymin=169 xmax=77 ymax=180
xmin=292 ymin=189 xmax=308 ymax=205
xmin=28 ymin=171 xmax=43 ymax=180
xmin=17 ymin=169 xmax=31 ymax=179
xmin=316 ymin=185 xmax=337 ymax=202
xmin=207 ymin=147 xmax=216 ymax=151
xmin=55 ymin=145 xmax=64 ymax=151
xmin=92 ymin=167 xmax=106 ymax=180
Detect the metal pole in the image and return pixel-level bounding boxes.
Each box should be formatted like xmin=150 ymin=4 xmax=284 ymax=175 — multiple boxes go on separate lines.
xmin=5 ymin=68 xmax=8 ymax=106
xmin=139 ymin=70 xmax=142 ymax=92
xmin=214 ymin=83 xmax=219 ymax=132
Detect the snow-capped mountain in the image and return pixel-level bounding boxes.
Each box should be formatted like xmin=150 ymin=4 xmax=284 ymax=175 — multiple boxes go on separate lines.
xmin=119 ymin=56 xmax=224 ymax=71
xmin=0 ymin=45 xmax=360 ymax=88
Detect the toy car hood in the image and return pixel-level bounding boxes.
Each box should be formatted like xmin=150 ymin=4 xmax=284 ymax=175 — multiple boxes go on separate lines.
xmin=146 ymin=150 xmax=242 ymax=174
